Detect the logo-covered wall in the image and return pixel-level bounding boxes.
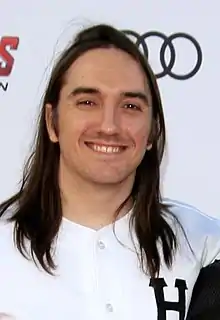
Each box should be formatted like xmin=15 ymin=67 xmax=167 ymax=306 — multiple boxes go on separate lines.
xmin=0 ymin=1 xmax=219 ymax=217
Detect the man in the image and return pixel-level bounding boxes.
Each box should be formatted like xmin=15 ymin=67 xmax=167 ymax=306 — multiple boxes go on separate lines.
xmin=0 ymin=23 xmax=219 ymax=320
xmin=186 ymin=259 xmax=220 ymax=319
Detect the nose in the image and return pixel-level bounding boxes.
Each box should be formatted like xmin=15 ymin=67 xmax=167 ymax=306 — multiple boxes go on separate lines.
xmin=99 ymin=105 xmax=120 ymax=135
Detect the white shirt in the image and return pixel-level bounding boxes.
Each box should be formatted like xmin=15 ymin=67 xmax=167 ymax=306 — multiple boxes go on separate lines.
xmin=0 ymin=199 xmax=220 ymax=320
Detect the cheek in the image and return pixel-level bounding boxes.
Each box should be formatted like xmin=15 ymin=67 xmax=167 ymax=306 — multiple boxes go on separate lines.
xmin=57 ymin=110 xmax=88 ymax=146
xmin=125 ymin=117 xmax=151 ymax=149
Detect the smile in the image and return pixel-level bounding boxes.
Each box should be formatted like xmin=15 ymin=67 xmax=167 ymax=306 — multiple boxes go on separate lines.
xmin=85 ymin=142 xmax=126 ymax=154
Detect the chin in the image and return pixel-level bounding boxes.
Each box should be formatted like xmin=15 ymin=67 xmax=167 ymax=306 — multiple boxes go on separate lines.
xmin=91 ymin=176 xmax=124 ymax=185
xmin=86 ymin=171 xmax=134 ymax=186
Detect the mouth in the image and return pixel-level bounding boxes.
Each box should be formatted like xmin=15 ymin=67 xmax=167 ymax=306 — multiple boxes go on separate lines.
xmin=85 ymin=142 xmax=127 ymax=154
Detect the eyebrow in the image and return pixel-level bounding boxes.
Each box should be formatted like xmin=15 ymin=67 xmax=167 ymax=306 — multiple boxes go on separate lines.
xmin=70 ymin=86 xmax=149 ymax=105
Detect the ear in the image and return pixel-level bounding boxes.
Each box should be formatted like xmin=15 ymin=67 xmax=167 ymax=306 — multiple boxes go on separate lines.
xmin=146 ymin=119 xmax=155 ymax=151
xmin=146 ymin=142 xmax=152 ymax=151
xmin=45 ymin=104 xmax=58 ymax=143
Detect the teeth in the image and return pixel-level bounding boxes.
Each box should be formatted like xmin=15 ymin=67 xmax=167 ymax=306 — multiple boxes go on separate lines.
xmin=90 ymin=144 xmax=121 ymax=153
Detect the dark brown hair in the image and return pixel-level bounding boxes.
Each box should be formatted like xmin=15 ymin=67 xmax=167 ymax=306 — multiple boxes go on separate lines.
xmin=0 ymin=24 xmax=180 ymax=278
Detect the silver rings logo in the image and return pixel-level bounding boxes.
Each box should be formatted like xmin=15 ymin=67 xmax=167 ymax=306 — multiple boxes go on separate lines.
xmin=123 ymin=30 xmax=202 ymax=80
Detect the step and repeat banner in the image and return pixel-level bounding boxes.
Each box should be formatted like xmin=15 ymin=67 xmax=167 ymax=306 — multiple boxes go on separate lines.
xmin=0 ymin=1 xmax=219 ymax=217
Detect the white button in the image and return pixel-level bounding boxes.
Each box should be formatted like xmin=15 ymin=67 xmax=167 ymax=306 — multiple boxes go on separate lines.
xmin=98 ymin=240 xmax=106 ymax=250
xmin=106 ymin=303 xmax=113 ymax=312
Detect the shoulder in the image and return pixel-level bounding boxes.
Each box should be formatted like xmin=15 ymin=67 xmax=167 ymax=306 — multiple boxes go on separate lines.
xmin=163 ymin=198 xmax=220 ymax=234
xmin=0 ymin=208 xmax=18 ymax=255
xmin=162 ymin=198 xmax=220 ymax=266
xmin=0 ymin=212 xmax=15 ymax=246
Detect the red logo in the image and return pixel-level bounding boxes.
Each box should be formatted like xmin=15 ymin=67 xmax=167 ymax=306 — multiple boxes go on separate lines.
xmin=0 ymin=36 xmax=19 ymax=91
xmin=0 ymin=36 xmax=19 ymax=77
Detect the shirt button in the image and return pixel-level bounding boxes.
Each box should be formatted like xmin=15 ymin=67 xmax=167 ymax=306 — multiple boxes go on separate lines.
xmin=98 ymin=240 xmax=106 ymax=250
xmin=106 ymin=303 xmax=114 ymax=312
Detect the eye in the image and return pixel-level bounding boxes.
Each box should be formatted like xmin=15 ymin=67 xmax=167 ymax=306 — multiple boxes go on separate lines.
xmin=123 ymin=103 xmax=141 ymax=111
xmin=77 ymin=100 xmax=95 ymax=107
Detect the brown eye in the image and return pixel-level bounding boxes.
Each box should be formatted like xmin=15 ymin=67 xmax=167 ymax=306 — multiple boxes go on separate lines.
xmin=77 ymin=100 xmax=95 ymax=107
xmin=124 ymin=103 xmax=141 ymax=111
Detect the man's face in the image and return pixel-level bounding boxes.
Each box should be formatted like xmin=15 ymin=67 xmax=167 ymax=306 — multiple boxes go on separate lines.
xmin=46 ymin=47 xmax=152 ymax=185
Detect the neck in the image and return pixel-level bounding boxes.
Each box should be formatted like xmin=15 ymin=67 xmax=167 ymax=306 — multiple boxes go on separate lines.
xmin=59 ymin=164 xmax=134 ymax=230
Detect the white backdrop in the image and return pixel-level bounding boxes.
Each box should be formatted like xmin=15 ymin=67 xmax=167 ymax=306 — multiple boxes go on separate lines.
xmin=0 ymin=1 xmax=219 ymax=217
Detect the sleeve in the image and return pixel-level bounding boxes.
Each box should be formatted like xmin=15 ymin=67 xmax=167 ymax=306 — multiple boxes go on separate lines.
xmin=200 ymin=222 xmax=220 ymax=267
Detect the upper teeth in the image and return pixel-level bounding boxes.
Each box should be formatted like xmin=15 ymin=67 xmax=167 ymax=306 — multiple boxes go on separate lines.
xmin=92 ymin=144 xmax=121 ymax=153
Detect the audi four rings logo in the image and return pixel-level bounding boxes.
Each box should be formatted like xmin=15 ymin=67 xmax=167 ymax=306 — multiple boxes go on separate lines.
xmin=122 ymin=30 xmax=202 ymax=80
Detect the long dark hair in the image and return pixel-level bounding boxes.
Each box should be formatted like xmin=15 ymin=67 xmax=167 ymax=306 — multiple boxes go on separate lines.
xmin=0 ymin=24 xmax=180 ymax=278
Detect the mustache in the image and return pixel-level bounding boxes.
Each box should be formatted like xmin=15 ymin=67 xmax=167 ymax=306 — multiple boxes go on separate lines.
xmin=84 ymin=133 xmax=130 ymax=145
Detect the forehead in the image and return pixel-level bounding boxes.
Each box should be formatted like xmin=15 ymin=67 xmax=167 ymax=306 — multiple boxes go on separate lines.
xmin=63 ymin=48 xmax=149 ymax=93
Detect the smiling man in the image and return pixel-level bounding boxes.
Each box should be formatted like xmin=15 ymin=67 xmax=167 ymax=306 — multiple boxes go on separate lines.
xmin=45 ymin=44 xmax=153 ymax=229
xmin=0 ymin=24 xmax=220 ymax=320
